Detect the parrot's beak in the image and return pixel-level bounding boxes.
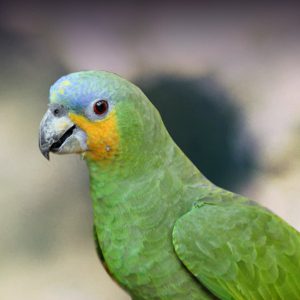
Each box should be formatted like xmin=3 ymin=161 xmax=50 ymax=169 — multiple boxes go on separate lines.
xmin=39 ymin=104 xmax=87 ymax=160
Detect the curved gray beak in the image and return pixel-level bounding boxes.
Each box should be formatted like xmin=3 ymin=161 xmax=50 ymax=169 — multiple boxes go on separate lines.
xmin=39 ymin=104 xmax=87 ymax=160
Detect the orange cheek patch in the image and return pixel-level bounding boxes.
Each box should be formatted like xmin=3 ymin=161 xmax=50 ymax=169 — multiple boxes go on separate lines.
xmin=69 ymin=111 xmax=119 ymax=161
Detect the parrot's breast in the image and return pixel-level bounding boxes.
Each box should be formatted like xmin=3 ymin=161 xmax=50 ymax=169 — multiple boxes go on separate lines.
xmin=90 ymin=149 xmax=215 ymax=300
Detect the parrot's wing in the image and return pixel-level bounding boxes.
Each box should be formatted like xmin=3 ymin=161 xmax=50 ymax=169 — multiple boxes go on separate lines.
xmin=172 ymin=197 xmax=300 ymax=300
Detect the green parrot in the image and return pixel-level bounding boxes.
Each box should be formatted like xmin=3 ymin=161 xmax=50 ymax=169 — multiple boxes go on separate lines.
xmin=39 ymin=71 xmax=300 ymax=300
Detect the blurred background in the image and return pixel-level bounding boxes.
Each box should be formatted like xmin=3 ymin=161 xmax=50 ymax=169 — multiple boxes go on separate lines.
xmin=0 ymin=1 xmax=300 ymax=299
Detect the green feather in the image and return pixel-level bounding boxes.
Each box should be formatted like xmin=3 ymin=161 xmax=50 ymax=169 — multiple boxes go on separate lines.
xmin=173 ymin=194 xmax=300 ymax=299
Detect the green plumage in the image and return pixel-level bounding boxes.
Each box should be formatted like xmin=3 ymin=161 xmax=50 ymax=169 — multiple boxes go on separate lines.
xmin=42 ymin=71 xmax=300 ymax=300
xmin=173 ymin=193 xmax=300 ymax=299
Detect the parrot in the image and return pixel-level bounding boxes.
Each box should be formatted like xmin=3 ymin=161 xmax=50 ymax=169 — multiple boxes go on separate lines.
xmin=39 ymin=70 xmax=300 ymax=300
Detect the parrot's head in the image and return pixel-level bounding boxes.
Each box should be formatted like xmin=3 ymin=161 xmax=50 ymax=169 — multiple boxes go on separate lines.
xmin=39 ymin=71 xmax=165 ymax=165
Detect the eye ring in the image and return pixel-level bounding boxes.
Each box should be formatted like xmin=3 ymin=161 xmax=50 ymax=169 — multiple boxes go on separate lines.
xmin=93 ymin=100 xmax=109 ymax=115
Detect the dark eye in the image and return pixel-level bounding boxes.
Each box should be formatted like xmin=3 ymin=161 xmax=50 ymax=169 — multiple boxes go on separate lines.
xmin=93 ymin=100 xmax=108 ymax=115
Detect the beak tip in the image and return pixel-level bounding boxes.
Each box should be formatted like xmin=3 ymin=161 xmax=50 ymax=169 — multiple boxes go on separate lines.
xmin=42 ymin=150 xmax=50 ymax=160
xmin=39 ymin=143 xmax=50 ymax=160
xmin=44 ymin=152 xmax=50 ymax=161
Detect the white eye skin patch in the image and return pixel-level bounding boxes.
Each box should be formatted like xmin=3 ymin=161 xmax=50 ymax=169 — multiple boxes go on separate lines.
xmin=85 ymin=99 xmax=113 ymax=121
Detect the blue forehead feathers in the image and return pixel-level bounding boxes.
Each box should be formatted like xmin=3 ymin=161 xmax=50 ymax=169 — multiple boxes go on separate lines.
xmin=49 ymin=72 xmax=113 ymax=113
xmin=49 ymin=71 xmax=144 ymax=114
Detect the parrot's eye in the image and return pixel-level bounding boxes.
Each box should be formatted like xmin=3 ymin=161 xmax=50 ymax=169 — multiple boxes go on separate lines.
xmin=93 ymin=100 xmax=109 ymax=115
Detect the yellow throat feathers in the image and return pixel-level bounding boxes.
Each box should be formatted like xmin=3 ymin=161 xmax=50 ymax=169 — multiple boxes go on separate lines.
xmin=69 ymin=111 xmax=119 ymax=161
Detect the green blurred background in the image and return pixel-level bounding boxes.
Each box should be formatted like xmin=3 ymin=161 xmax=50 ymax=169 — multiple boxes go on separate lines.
xmin=1 ymin=1 xmax=300 ymax=299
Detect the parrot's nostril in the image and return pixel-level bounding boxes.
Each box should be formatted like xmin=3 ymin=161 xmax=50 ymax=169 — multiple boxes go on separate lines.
xmin=50 ymin=103 xmax=67 ymax=118
xmin=53 ymin=108 xmax=60 ymax=116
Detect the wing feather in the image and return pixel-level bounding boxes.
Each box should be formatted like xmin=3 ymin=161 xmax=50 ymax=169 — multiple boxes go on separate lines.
xmin=173 ymin=199 xmax=300 ymax=300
